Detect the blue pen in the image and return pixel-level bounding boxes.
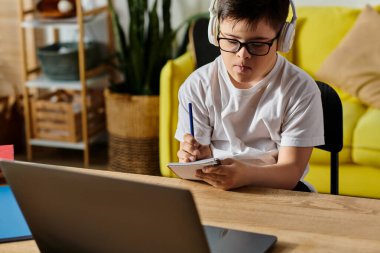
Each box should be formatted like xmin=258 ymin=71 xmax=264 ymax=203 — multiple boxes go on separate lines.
xmin=188 ymin=102 xmax=195 ymax=136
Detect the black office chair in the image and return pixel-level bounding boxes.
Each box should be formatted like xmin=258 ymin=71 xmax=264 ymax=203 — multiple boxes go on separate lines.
xmin=315 ymin=81 xmax=343 ymax=195
xmin=189 ymin=18 xmax=343 ymax=195
xmin=190 ymin=17 xmax=220 ymax=68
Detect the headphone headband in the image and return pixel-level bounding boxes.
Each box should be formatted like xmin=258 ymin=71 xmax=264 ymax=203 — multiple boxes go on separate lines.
xmin=208 ymin=0 xmax=219 ymax=46
xmin=209 ymin=0 xmax=217 ymax=14
xmin=289 ymin=0 xmax=297 ymax=24
xmin=278 ymin=0 xmax=297 ymax=53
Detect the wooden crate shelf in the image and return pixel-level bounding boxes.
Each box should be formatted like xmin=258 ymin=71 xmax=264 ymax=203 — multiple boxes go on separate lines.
xmin=31 ymin=90 xmax=105 ymax=143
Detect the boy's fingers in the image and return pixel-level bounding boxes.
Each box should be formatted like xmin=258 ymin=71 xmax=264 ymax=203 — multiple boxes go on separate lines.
xmin=177 ymin=149 xmax=196 ymax=162
xmin=197 ymin=169 xmax=225 ymax=180
xmin=198 ymin=176 xmax=226 ymax=189
xmin=219 ymin=158 xmax=234 ymax=165
xmin=182 ymin=142 xmax=201 ymax=156
xmin=183 ymin=133 xmax=200 ymax=147
xmin=202 ymin=165 xmax=226 ymax=175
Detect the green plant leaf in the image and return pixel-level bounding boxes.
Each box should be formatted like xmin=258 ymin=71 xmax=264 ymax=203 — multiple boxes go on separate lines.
xmin=108 ymin=0 xmax=205 ymax=95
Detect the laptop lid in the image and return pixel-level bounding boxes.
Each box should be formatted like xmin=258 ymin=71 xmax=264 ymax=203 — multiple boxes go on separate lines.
xmin=1 ymin=160 xmax=276 ymax=253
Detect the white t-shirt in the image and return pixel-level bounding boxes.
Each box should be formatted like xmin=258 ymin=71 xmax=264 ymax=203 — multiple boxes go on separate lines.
xmin=175 ymin=54 xmax=324 ymax=183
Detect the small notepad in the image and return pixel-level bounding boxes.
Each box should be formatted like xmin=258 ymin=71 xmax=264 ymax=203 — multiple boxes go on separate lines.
xmin=167 ymin=158 xmax=221 ymax=180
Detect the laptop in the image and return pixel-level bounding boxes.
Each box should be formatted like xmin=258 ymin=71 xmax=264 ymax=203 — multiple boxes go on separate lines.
xmin=0 ymin=160 xmax=277 ymax=253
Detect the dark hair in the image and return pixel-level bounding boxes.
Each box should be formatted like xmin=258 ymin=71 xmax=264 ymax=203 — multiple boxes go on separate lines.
xmin=217 ymin=0 xmax=290 ymax=32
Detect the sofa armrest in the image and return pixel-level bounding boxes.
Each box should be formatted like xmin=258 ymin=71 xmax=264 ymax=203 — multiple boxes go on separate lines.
xmin=159 ymin=52 xmax=195 ymax=177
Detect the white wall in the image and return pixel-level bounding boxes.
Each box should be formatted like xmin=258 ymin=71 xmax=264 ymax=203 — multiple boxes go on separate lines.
xmin=58 ymin=0 xmax=380 ymax=47
xmin=293 ymin=0 xmax=380 ymax=7
xmin=171 ymin=0 xmax=380 ymax=29
xmin=171 ymin=0 xmax=209 ymax=28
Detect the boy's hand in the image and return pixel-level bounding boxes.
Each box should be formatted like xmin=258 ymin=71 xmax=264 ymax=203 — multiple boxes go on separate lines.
xmin=196 ymin=158 xmax=250 ymax=190
xmin=178 ymin=133 xmax=212 ymax=162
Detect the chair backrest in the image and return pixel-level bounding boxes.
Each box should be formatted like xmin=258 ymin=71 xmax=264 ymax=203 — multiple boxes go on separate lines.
xmin=190 ymin=17 xmax=220 ymax=68
xmin=315 ymin=81 xmax=343 ymax=153
xmin=315 ymin=81 xmax=343 ymax=195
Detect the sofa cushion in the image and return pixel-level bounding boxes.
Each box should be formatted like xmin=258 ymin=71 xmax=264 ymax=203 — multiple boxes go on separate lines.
xmin=352 ymin=108 xmax=380 ymax=168
xmin=307 ymin=163 xmax=380 ymax=198
xmin=295 ymin=6 xmax=360 ymax=77
xmin=315 ymin=6 xmax=380 ymax=109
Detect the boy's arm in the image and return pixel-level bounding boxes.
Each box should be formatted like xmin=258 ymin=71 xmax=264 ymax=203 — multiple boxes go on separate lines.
xmin=196 ymin=146 xmax=313 ymax=190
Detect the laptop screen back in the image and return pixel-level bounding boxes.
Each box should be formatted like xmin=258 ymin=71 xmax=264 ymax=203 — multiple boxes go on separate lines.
xmin=1 ymin=160 xmax=211 ymax=253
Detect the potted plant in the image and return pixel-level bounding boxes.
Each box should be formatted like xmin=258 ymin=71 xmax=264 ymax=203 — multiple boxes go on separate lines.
xmin=105 ymin=0 xmax=188 ymax=175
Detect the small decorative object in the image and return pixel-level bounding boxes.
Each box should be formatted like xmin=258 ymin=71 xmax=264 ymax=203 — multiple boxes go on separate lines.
xmin=37 ymin=42 xmax=101 ymax=80
xmin=57 ymin=0 xmax=74 ymax=14
xmin=36 ymin=0 xmax=76 ymax=19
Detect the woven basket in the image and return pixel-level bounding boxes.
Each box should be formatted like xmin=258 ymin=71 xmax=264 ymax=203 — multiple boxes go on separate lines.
xmin=104 ymin=89 xmax=160 ymax=175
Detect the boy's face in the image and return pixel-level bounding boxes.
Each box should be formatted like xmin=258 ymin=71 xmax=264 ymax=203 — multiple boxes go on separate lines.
xmin=218 ymin=18 xmax=279 ymax=88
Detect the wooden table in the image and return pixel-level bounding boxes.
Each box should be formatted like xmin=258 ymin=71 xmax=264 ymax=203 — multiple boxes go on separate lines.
xmin=1 ymin=170 xmax=380 ymax=253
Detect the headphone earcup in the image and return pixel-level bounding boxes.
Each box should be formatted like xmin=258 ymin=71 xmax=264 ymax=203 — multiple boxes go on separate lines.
xmin=208 ymin=15 xmax=218 ymax=46
xmin=278 ymin=22 xmax=295 ymax=53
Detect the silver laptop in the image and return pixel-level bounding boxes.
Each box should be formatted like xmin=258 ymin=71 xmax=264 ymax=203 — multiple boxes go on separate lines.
xmin=1 ymin=160 xmax=277 ymax=253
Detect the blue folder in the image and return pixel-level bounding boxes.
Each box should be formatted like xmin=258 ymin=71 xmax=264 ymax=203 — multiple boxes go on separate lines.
xmin=0 ymin=185 xmax=32 ymax=243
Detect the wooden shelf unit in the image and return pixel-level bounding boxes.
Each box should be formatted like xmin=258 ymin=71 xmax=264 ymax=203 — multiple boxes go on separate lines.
xmin=18 ymin=0 xmax=113 ymax=167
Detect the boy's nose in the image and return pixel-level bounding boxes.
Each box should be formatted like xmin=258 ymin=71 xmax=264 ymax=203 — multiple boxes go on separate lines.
xmin=236 ymin=46 xmax=251 ymax=59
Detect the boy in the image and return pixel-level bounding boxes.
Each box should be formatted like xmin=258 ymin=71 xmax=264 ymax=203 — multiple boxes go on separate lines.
xmin=175 ymin=0 xmax=324 ymax=191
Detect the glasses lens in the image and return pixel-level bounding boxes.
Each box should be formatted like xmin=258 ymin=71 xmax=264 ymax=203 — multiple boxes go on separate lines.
xmin=219 ymin=38 xmax=240 ymax=52
xmin=247 ymin=43 xmax=270 ymax=56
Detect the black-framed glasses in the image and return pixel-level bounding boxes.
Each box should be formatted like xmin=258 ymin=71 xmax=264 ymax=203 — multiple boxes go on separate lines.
xmin=217 ymin=33 xmax=279 ymax=56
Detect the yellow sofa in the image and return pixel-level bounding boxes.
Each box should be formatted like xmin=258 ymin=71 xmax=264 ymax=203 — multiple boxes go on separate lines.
xmin=159 ymin=5 xmax=380 ymax=199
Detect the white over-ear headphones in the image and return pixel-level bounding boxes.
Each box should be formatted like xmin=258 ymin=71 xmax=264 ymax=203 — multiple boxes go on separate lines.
xmin=208 ymin=0 xmax=297 ymax=53
xmin=277 ymin=0 xmax=297 ymax=53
